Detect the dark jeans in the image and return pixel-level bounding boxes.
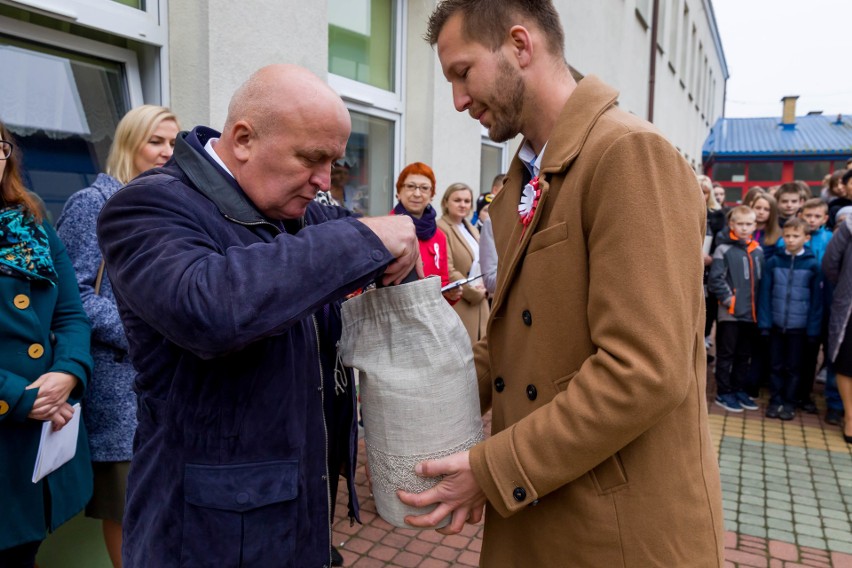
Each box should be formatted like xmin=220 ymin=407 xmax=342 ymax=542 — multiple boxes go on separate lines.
xmin=715 ymin=321 xmax=756 ymax=395
xmin=0 ymin=541 xmax=41 ymax=568
xmin=797 ymin=333 xmax=822 ymax=403
xmin=746 ymin=332 xmax=770 ymax=396
xmin=769 ymin=328 xmax=806 ymax=408
xmin=705 ymin=292 xmax=717 ymax=338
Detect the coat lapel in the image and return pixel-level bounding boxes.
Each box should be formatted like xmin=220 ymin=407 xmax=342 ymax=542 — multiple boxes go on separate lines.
xmin=489 ymin=76 xmax=619 ymax=317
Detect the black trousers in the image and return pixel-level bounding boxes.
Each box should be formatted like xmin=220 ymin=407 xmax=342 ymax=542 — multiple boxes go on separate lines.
xmin=715 ymin=321 xmax=757 ymax=395
xmin=797 ymin=331 xmax=825 ymax=404
xmin=769 ymin=328 xmax=806 ymax=408
xmin=0 ymin=541 xmax=41 ymax=568
xmin=705 ymin=292 xmax=717 ymax=338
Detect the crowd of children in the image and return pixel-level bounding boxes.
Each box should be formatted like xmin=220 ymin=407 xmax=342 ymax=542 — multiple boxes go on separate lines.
xmin=703 ymin=169 xmax=852 ymax=444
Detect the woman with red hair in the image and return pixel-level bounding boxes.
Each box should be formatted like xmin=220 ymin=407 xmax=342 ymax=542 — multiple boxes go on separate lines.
xmin=392 ymin=162 xmax=461 ymax=303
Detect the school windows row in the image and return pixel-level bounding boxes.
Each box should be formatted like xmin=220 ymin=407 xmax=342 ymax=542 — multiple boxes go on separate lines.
xmin=1 ymin=0 xmax=511 ymax=222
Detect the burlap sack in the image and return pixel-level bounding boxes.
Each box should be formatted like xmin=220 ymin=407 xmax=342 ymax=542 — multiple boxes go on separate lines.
xmin=339 ymin=276 xmax=484 ymax=529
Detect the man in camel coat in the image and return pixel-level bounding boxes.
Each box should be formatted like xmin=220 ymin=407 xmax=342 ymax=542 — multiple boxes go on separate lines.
xmin=398 ymin=1 xmax=725 ymax=566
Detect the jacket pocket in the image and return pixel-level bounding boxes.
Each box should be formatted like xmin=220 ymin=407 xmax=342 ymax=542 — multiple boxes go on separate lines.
xmin=181 ymin=460 xmax=300 ymax=567
xmin=527 ymin=222 xmax=568 ymax=255
xmin=589 ymin=453 xmax=629 ymax=494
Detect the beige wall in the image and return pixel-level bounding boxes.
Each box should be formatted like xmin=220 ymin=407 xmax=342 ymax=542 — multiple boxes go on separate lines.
xmin=166 ymin=0 xmax=724 ymax=196
xmin=405 ymin=0 xmax=484 ymax=207
xmin=168 ymin=0 xmax=329 ymax=130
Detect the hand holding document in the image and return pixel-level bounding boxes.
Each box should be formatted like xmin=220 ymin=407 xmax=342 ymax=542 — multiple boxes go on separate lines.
xmin=441 ymin=273 xmax=484 ymax=292
xmin=32 ymin=403 xmax=81 ymax=483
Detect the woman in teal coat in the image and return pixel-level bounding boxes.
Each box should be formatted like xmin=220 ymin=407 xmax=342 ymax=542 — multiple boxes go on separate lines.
xmin=0 ymin=121 xmax=93 ymax=566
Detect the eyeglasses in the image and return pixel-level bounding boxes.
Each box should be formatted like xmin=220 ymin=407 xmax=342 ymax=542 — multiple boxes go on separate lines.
xmin=402 ymin=183 xmax=432 ymax=194
xmin=0 ymin=140 xmax=12 ymax=160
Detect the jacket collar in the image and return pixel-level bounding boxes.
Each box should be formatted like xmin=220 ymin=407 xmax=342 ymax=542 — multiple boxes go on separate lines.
xmin=173 ymin=127 xmax=285 ymax=233
xmin=539 ymin=75 xmax=619 ymax=175
xmin=488 ymin=76 xmax=619 ymax=313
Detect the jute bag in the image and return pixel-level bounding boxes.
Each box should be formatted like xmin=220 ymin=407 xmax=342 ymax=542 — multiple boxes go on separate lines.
xmin=339 ymin=276 xmax=484 ymax=528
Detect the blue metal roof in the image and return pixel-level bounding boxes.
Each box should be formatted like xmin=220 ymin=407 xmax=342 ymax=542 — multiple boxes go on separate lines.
xmin=702 ymin=114 xmax=852 ymax=160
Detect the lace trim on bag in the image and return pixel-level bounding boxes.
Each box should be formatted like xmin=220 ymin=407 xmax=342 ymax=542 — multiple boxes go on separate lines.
xmin=366 ymin=430 xmax=485 ymax=495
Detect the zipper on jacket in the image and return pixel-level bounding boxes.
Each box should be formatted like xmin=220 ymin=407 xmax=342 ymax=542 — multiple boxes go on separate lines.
xmin=747 ymin=248 xmax=756 ymax=322
xmin=783 ymin=255 xmax=795 ymax=332
xmin=312 ymin=313 xmax=333 ymax=568
xmin=222 ymin=214 xmax=282 ymax=235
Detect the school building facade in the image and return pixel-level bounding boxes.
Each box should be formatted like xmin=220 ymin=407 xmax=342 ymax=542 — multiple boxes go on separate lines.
xmin=2 ymin=0 xmax=727 ymax=224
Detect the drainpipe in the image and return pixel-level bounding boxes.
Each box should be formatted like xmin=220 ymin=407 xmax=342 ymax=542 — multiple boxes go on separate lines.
xmin=647 ymin=0 xmax=660 ymax=122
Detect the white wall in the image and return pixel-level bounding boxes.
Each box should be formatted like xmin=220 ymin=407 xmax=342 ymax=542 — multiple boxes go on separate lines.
xmin=169 ymin=0 xmax=329 ymax=130
xmin=405 ymin=0 xmax=484 ymax=208
xmin=555 ymin=0 xmax=725 ymax=169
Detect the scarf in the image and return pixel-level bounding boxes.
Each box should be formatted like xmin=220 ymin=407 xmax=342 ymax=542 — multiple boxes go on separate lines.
xmin=0 ymin=206 xmax=58 ymax=286
xmin=393 ymin=202 xmax=437 ymax=241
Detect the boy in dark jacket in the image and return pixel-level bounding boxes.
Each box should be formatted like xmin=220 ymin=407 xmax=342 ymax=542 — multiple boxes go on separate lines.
xmin=709 ymin=205 xmax=765 ymax=412
xmin=758 ymin=218 xmax=823 ymax=420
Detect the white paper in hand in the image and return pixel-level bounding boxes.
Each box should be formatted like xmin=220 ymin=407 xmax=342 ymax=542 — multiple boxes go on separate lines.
xmin=32 ymin=403 xmax=81 ymax=483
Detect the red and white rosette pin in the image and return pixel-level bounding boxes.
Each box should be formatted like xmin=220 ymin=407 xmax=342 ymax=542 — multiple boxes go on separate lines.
xmin=518 ymin=175 xmax=541 ymax=238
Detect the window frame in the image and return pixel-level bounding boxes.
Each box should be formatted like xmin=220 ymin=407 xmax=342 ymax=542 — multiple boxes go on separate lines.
xmin=328 ymin=0 xmax=405 ymax=212
xmin=0 ymin=0 xmax=167 ymax=45
xmin=346 ymin=100 xmax=403 ymax=206
xmin=327 ymin=0 xmax=404 ymax=114
xmin=480 ymin=136 xmax=509 ymax=196
xmin=0 ymin=14 xmax=144 ymax=106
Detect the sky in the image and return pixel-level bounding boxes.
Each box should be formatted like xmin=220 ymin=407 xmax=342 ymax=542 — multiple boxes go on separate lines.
xmin=710 ymin=0 xmax=852 ymax=119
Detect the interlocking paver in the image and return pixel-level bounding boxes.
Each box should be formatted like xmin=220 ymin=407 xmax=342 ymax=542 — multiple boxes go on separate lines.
xmin=331 ymin=371 xmax=851 ymax=567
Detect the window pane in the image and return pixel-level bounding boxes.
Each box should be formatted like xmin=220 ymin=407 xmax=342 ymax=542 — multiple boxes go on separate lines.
xmin=112 ymin=0 xmax=145 ymax=8
xmin=724 ymin=186 xmax=743 ymax=205
xmin=329 ymin=0 xmax=395 ymax=91
xmin=344 ymin=111 xmax=394 ymax=217
xmin=710 ymin=162 xmax=745 ymax=182
xmin=747 ymin=162 xmax=782 ymax=182
xmin=0 ymin=36 xmax=129 ymax=221
xmin=793 ymin=161 xmax=832 ymax=182
xmin=480 ymin=144 xmax=503 ymax=197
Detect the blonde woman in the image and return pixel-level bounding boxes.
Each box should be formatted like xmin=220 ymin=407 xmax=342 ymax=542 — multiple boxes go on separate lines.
xmin=438 ymin=182 xmax=490 ymax=343
xmin=56 ymin=105 xmax=179 ymax=568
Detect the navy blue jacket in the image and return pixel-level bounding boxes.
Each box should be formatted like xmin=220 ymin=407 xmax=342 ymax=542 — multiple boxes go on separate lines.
xmin=97 ymin=127 xmax=393 ymax=567
xmin=758 ymin=248 xmax=822 ymax=336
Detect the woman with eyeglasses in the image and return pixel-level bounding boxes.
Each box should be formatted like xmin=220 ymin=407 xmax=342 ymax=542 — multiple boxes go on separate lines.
xmin=55 ymin=105 xmax=179 ymax=568
xmin=392 ymin=162 xmax=461 ymax=303
xmin=0 ymin=120 xmax=94 ymax=567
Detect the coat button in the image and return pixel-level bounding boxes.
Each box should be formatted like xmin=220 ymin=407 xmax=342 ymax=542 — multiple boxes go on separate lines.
xmin=0 ymin=401 xmax=8 ymax=415
xmin=522 ymin=310 xmax=532 ymax=326
xmin=13 ymin=294 xmax=30 ymax=309
xmin=513 ymin=487 xmax=527 ymax=502
xmin=526 ymin=385 xmax=537 ymax=400
xmin=494 ymin=377 xmax=505 ymax=392
xmin=28 ymin=344 xmax=44 ymax=359
xmin=530 ymin=499 xmax=540 ymax=507
xmin=236 ymin=492 xmax=250 ymax=505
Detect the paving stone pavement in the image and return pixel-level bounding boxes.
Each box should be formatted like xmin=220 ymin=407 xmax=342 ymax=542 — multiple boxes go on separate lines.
xmin=333 ymin=387 xmax=852 ymax=567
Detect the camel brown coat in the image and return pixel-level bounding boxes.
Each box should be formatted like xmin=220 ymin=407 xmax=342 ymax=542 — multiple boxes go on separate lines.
xmin=468 ymin=76 xmax=724 ymax=567
xmin=438 ymin=216 xmax=490 ymax=343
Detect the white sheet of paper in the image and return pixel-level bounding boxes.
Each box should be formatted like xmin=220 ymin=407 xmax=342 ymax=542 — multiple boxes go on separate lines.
xmin=32 ymin=403 xmax=81 ymax=483
xmin=703 ymin=235 xmax=713 ymax=255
